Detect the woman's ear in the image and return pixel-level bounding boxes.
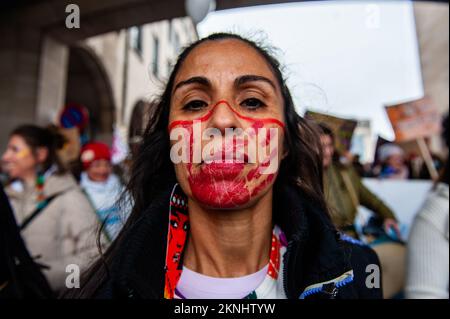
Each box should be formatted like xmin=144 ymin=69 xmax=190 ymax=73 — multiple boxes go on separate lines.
xmin=35 ymin=147 xmax=49 ymax=164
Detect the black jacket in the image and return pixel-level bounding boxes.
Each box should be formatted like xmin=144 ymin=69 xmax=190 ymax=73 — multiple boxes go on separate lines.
xmin=91 ymin=183 xmax=382 ymax=299
xmin=0 ymin=184 xmax=53 ymax=299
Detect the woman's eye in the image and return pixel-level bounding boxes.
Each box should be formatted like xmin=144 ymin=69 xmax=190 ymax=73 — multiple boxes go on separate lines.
xmin=10 ymin=145 xmax=20 ymax=152
xmin=240 ymin=98 xmax=266 ymax=110
xmin=183 ymin=100 xmax=208 ymax=111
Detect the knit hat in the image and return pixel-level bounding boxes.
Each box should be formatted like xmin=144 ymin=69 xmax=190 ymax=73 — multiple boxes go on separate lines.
xmin=378 ymin=143 xmax=404 ymax=163
xmin=80 ymin=142 xmax=111 ymax=169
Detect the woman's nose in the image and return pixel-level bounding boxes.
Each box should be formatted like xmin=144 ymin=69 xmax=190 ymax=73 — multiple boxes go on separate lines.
xmin=206 ymin=101 xmax=240 ymax=134
xmin=1 ymin=150 xmax=12 ymax=162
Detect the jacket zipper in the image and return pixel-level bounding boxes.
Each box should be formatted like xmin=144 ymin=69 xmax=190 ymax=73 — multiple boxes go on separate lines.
xmin=300 ymin=283 xmax=339 ymax=299
xmin=299 ymin=270 xmax=354 ymax=299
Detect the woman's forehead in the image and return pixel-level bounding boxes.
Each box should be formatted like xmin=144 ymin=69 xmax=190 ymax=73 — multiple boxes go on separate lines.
xmin=10 ymin=135 xmax=28 ymax=146
xmin=174 ymin=39 xmax=277 ymax=85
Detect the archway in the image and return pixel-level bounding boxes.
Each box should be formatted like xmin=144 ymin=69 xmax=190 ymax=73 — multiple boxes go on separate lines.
xmin=64 ymin=46 xmax=115 ymax=144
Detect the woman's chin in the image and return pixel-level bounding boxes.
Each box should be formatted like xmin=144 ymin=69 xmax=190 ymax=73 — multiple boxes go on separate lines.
xmin=191 ymin=185 xmax=270 ymax=211
xmin=191 ymin=186 xmax=251 ymax=210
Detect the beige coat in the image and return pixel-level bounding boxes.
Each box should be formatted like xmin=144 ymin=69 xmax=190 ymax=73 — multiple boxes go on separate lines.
xmin=5 ymin=173 xmax=101 ymax=291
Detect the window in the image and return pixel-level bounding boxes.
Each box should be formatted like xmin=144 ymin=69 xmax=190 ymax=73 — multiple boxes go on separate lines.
xmin=167 ymin=60 xmax=173 ymax=76
xmin=152 ymin=36 xmax=160 ymax=78
xmin=129 ymin=26 xmax=143 ymax=55
xmin=169 ymin=21 xmax=181 ymax=54
xmin=168 ymin=20 xmax=173 ymax=43
xmin=173 ymin=31 xmax=181 ymax=54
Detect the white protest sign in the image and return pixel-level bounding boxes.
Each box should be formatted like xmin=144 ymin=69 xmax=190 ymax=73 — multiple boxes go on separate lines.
xmin=356 ymin=178 xmax=433 ymax=239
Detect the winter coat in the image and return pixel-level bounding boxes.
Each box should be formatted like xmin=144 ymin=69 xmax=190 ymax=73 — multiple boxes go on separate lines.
xmin=88 ymin=182 xmax=383 ymax=299
xmin=5 ymin=172 xmax=101 ymax=291
xmin=324 ymin=163 xmax=396 ymax=230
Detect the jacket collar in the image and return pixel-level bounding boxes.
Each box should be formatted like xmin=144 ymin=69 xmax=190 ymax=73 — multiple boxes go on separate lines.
xmin=109 ymin=182 xmax=352 ymax=299
xmin=6 ymin=172 xmax=78 ymax=200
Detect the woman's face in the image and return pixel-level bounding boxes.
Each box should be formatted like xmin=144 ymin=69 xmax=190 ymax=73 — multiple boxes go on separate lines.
xmin=86 ymin=159 xmax=112 ymax=182
xmin=168 ymin=39 xmax=286 ymax=209
xmin=320 ymin=134 xmax=334 ymax=169
xmin=386 ymin=154 xmax=405 ymax=170
xmin=1 ymin=135 xmax=40 ymax=180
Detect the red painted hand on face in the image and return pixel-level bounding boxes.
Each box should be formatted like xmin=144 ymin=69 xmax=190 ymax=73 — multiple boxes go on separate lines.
xmin=169 ymin=100 xmax=284 ymax=209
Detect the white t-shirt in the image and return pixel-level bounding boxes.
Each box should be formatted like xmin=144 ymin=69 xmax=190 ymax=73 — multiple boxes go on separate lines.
xmin=176 ymin=265 xmax=269 ymax=299
xmin=174 ymin=226 xmax=288 ymax=299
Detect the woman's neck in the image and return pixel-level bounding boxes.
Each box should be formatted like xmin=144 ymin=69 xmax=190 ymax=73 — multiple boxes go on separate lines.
xmin=21 ymin=171 xmax=37 ymax=188
xmin=183 ymin=190 xmax=273 ymax=278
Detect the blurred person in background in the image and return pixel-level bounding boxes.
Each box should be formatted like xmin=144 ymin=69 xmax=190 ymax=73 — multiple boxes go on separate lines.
xmin=319 ymin=123 xmax=406 ymax=298
xmin=376 ymin=143 xmax=409 ymax=180
xmin=406 ymin=114 xmax=449 ymax=299
xmin=319 ymin=123 xmax=399 ymax=238
xmin=1 ymin=125 xmax=100 ymax=293
xmin=361 ymin=214 xmax=406 ymax=299
xmin=80 ymin=142 xmax=130 ymax=242
xmin=417 ymin=153 xmax=444 ymax=181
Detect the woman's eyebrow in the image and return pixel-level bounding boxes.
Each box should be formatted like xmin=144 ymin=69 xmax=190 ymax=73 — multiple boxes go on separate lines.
xmin=172 ymin=75 xmax=276 ymax=94
xmin=234 ymin=75 xmax=277 ymax=90
xmin=173 ymin=76 xmax=211 ymax=93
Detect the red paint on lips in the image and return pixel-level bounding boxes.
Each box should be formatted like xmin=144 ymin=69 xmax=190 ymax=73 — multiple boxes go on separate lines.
xmin=188 ymin=162 xmax=276 ymax=209
xmin=200 ymin=162 xmax=245 ymax=178
xmin=188 ymin=163 xmax=251 ymax=208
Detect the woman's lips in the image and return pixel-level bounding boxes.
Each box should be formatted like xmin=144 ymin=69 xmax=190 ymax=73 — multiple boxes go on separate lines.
xmin=199 ymin=162 xmax=246 ymax=179
xmin=201 ymin=146 xmax=250 ymax=164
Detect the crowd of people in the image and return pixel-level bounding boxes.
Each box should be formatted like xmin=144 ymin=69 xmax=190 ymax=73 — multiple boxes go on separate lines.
xmin=348 ymin=140 xmax=446 ymax=181
xmin=0 ymin=126 xmax=129 ymax=296
xmin=0 ymin=33 xmax=448 ymax=300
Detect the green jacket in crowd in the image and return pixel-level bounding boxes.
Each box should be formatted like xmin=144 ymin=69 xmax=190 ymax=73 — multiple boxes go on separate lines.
xmin=324 ymin=163 xmax=396 ymax=232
